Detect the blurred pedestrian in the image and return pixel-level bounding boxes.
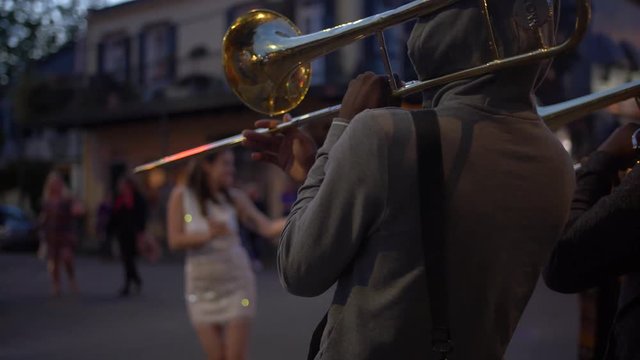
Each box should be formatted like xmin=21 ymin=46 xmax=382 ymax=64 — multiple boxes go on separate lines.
xmin=39 ymin=171 xmax=84 ymax=296
xmin=238 ymin=182 xmax=267 ymax=272
xmin=110 ymin=177 xmax=147 ymax=297
xmin=96 ymin=191 xmax=114 ymax=259
xmin=167 ymin=150 xmax=284 ymax=360
xmin=544 ymin=123 xmax=640 ymax=360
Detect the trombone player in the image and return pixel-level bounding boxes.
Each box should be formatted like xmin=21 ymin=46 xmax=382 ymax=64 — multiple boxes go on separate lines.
xmin=243 ymin=0 xmax=575 ymax=358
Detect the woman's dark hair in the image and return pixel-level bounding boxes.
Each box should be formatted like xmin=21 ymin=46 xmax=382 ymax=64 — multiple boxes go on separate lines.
xmin=187 ymin=151 xmax=232 ymax=216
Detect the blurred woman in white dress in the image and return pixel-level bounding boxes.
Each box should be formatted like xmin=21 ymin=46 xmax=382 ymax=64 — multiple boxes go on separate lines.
xmin=167 ymin=150 xmax=284 ymax=360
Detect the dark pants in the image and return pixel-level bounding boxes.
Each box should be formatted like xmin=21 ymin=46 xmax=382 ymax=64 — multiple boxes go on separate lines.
xmin=117 ymin=232 xmax=141 ymax=291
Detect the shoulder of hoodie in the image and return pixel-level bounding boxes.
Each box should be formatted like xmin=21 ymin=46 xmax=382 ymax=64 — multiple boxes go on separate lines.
xmin=346 ymin=107 xmax=414 ymax=145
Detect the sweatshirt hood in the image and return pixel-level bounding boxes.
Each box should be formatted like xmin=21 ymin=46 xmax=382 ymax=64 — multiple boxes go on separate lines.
xmin=407 ymin=0 xmax=557 ymax=112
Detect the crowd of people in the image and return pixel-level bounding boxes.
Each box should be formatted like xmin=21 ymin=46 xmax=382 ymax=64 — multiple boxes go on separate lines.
xmin=36 ymin=153 xmax=285 ymax=358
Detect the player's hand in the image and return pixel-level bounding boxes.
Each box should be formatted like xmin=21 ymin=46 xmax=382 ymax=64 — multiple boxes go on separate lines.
xmin=338 ymin=72 xmax=401 ymax=121
xmin=242 ymin=114 xmax=317 ymax=183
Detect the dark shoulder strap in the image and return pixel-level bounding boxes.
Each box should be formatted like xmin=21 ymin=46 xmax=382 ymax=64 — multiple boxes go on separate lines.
xmin=308 ymin=111 xmax=451 ymax=360
xmin=411 ymin=109 xmax=453 ymax=359
xmin=307 ymin=312 xmax=328 ymax=360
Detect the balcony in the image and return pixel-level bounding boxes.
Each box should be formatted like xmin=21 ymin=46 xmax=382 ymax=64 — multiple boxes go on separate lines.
xmin=12 ymin=71 xmax=243 ymax=128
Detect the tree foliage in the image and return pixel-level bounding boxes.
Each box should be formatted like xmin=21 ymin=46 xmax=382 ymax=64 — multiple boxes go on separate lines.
xmin=0 ymin=0 xmax=84 ymax=86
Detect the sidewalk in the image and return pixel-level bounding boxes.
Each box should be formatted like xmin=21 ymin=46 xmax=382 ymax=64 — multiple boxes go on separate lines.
xmin=0 ymin=253 xmax=578 ymax=359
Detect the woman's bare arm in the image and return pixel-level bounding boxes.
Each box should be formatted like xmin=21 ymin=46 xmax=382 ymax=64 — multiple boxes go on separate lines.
xmin=233 ymin=190 xmax=285 ymax=240
xmin=167 ymin=187 xmax=214 ymax=250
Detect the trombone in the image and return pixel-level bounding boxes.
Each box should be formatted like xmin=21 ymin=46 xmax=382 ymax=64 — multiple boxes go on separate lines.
xmin=133 ymin=0 xmax=634 ymax=174
xmin=539 ymin=80 xmax=640 ymax=132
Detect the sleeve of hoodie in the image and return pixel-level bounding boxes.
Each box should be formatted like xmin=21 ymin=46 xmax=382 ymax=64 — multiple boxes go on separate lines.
xmin=543 ymin=152 xmax=640 ymax=293
xmin=278 ymin=111 xmax=388 ymax=297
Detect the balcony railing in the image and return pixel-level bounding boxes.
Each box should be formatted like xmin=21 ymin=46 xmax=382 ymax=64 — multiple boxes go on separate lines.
xmin=12 ymin=71 xmax=241 ymax=127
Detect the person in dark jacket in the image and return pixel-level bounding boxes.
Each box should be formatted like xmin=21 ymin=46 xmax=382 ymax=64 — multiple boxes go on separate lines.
xmin=110 ymin=177 xmax=147 ymax=296
xmin=544 ymin=122 xmax=640 ymax=360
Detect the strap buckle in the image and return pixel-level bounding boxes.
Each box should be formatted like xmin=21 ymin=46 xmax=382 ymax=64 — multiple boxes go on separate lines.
xmin=432 ymin=327 xmax=454 ymax=359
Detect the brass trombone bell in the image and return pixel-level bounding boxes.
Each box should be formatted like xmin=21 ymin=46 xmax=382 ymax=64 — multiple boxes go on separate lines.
xmin=222 ymin=0 xmax=460 ymax=116
xmin=223 ymin=10 xmax=311 ymax=116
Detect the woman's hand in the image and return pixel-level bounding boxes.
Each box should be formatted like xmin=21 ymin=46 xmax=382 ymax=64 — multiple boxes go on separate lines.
xmin=208 ymin=219 xmax=231 ymax=239
xmin=242 ymin=114 xmax=317 ymax=183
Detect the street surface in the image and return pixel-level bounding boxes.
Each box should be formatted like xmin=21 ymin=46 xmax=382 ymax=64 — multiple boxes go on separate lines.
xmin=1 ymin=254 xmax=578 ymax=359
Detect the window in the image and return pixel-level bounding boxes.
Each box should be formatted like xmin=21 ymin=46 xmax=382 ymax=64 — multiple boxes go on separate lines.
xmin=98 ymin=34 xmax=130 ymax=82
xmin=139 ymin=24 xmax=176 ymax=87
xmin=296 ymin=1 xmax=327 ymax=86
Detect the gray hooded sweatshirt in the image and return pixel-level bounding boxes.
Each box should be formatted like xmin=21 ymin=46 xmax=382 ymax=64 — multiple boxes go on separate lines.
xmin=278 ymin=0 xmax=575 ymax=359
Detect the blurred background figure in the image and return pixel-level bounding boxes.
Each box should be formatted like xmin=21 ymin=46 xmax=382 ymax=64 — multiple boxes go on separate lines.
xmin=238 ymin=182 xmax=267 ymax=272
xmin=96 ymin=190 xmax=114 ymax=260
xmin=39 ymin=171 xmax=84 ymax=296
xmin=110 ymin=177 xmax=147 ymax=297
xmin=544 ymin=123 xmax=640 ymax=360
xmin=535 ymin=2 xmax=640 ymax=357
xmin=167 ymin=150 xmax=284 ymax=360
xmin=536 ymin=1 xmax=639 ymax=163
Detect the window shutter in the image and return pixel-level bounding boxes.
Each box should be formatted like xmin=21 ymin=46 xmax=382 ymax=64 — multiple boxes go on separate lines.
xmin=139 ymin=31 xmax=146 ymax=85
xmin=168 ymin=24 xmax=177 ymax=81
xmin=97 ymin=41 xmax=105 ymax=74
xmin=124 ymin=37 xmax=131 ymax=82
